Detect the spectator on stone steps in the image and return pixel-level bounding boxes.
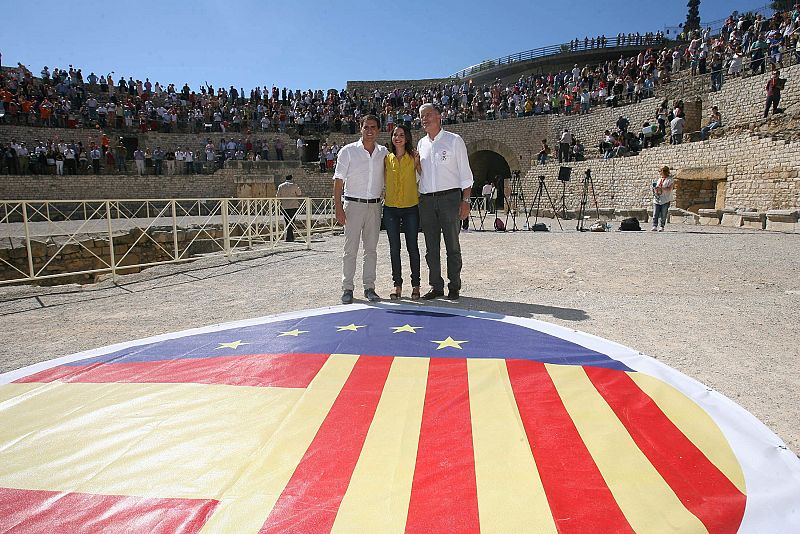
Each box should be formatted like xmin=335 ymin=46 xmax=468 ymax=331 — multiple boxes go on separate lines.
xmin=153 ymin=146 xmax=164 ymax=175
xmin=728 ymin=47 xmax=744 ymax=77
xmin=133 ymin=147 xmax=145 ymax=175
xmin=114 ymin=141 xmax=127 ymax=173
xmin=536 ymin=139 xmax=551 ymax=165
xmin=764 ymin=70 xmax=784 ymax=118
xmin=700 ymin=106 xmax=722 ymax=140
xmin=558 ymin=129 xmax=572 ymax=163
xmin=571 ymin=139 xmax=585 ymax=161
xmin=89 ymin=143 xmax=103 ymax=174
xmin=750 ymin=34 xmax=769 ymax=74
xmin=670 ymin=114 xmax=685 ymax=145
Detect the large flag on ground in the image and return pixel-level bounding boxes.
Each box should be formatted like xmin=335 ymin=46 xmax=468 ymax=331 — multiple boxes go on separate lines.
xmin=1 ymin=304 xmax=798 ymax=533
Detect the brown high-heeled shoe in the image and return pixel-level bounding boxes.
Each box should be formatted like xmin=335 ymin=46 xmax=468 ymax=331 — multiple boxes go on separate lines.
xmin=411 ymin=286 xmax=420 ymax=300
xmin=390 ymin=286 xmax=402 ymax=300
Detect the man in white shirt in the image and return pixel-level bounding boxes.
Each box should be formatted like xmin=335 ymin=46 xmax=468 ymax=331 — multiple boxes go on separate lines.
xmin=333 ymin=115 xmax=387 ymax=304
xmin=175 ymin=148 xmax=185 ymax=173
xmin=416 ymin=103 xmax=474 ymax=300
xmin=558 ymin=128 xmax=573 ymax=163
xmin=670 ymin=115 xmax=686 ymax=145
xmin=277 ymin=174 xmax=303 ymax=242
xmin=184 ymin=149 xmax=194 ymax=174
xmin=481 ymin=181 xmax=495 ymax=213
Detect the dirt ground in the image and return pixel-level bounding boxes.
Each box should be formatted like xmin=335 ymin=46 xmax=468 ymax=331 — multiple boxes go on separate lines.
xmin=1 ymin=222 xmax=798 ymax=455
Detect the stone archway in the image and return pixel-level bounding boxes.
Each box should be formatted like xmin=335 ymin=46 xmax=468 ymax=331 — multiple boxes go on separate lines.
xmin=466 ymin=139 xmax=521 ymax=174
xmin=467 ymin=139 xmax=520 ymax=210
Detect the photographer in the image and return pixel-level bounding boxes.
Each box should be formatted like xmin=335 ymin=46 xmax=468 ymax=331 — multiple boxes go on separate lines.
xmin=652 ymin=166 xmax=674 ymax=232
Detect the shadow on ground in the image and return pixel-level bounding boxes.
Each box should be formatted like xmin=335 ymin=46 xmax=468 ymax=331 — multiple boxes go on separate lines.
xmin=371 ymin=295 xmax=589 ymax=322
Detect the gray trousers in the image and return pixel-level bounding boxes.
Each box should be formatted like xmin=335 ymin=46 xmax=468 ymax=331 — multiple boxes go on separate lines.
xmin=342 ymin=200 xmax=381 ymax=291
xmin=419 ymin=190 xmax=462 ymax=292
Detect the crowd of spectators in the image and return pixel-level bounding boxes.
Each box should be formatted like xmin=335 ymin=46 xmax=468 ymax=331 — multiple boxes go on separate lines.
xmin=0 ymin=134 xmax=295 ymax=176
xmin=1 ymin=6 xmax=798 ymax=175
xmin=550 ymin=6 xmax=800 ymax=165
xmin=0 ymin=27 xmax=704 ymax=143
xmin=668 ymin=7 xmax=800 ymax=92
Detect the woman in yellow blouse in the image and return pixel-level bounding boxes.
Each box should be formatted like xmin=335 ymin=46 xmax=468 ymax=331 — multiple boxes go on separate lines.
xmin=384 ymin=124 xmax=421 ymax=300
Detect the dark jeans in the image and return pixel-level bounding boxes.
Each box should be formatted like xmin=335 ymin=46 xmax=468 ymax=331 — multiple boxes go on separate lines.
xmin=765 ymin=94 xmax=781 ymax=118
xmin=710 ymin=71 xmax=722 ymax=92
xmin=558 ymin=142 xmax=571 ymax=163
xmin=154 ymin=159 xmax=163 ymax=175
xmin=419 ymin=190 xmax=462 ymax=292
xmin=383 ymin=205 xmax=421 ymax=288
xmin=282 ymin=207 xmax=298 ymax=242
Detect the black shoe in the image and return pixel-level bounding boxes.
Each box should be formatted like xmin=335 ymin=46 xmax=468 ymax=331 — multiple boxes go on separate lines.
xmin=341 ymin=290 xmax=354 ymax=304
xmin=421 ymin=288 xmax=444 ymax=300
xmin=446 ymin=289 xmax=460 ymax=300
xmin=364 ymin=288 xmax=381 ymax=302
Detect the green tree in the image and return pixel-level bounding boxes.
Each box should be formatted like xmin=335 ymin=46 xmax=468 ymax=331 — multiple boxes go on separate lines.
xmin=685 ymin=0 xmax=701 ymax=34
xmin=770 ymin=1 xmax=793 ymax=11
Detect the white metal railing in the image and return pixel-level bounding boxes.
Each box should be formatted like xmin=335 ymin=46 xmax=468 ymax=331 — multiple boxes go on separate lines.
xmin=0 ymin=197 xmax=340 ymax=285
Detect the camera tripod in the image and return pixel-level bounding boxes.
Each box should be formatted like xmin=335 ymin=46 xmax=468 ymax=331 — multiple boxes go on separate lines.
xmin=531 ymin=175 xmax=563 ymax=230
xmin=576 ymin=168 xmax=601 ymax=231
xmin=502 ymin=170 xmax=530 ymax=231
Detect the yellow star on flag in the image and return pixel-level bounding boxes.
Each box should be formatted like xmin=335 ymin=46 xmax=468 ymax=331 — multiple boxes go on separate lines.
xmin=215 ymin=340 xmax=249 ymax=350
xmin=278 ymin=329 xmax=309 ymax=337
xmin=431 ymin=336 xmax=468 ymax=350
xmin=392 ymin=324 xmax=423 ymax=334
xmin=337 ymin=324 xmax=366 ymax=332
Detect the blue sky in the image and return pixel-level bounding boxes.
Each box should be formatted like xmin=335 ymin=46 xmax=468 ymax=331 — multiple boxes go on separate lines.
xmin=3 ymin=0 xmax=768 ymax=92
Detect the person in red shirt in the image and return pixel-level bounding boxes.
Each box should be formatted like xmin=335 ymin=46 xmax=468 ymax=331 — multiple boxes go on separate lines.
xmin=19 ymin=98 xmax=33 ymax=125
xmin=39 ymin=99 xmax=52 ymax=126
xmin=764 ymin=70 xmax=783 ymax=118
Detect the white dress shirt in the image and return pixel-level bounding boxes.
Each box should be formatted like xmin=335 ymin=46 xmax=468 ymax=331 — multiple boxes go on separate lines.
xmin=416 ymin=129 xmax=474 ymax=194
xmin=333 ymin=139 xmax=387 ymax=199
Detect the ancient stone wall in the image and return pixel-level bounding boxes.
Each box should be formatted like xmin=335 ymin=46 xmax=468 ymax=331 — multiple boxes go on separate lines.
xmin=0 ymin=172 xmax=234 ymax=200
xmin=521 ymin=132 xmax=800 ymax=212
xmin=0 ymin=226 xmax=225 ymax=284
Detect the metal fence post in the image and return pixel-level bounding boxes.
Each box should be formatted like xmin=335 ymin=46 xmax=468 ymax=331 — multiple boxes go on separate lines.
xmin=22 ymin=202 xmax=35 ymax=279
xmin=305 ymin=197 xmax=312 ymax=250
xmin=171 ymin=200 xmax=179 ymax=260
xmin=222 ymin=199 xmax=230 ymax=256
xmin=105 ymin=201 xmax=116 ymax=281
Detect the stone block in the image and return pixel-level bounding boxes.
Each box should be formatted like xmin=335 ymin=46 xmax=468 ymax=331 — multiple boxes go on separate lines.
xmin=741 ymin=212 xmax=766 ymax=230
xmin=766 ymin=210 xmax=799 ymax=232
xmin=531 ymin=208 xmax=555 ymax=219
xmin=698 ymin=209 xmax=722 ymax=225
xmin=668 ymin=208 xmax=699 ymax=225
xmin=720 ymin=213 xmax=744 ymax=227
xmin=765 ymin=209 xmax=799 ymax=222
xmin=28 ymin=240 xmax=48 ymax=257
xmin=597 ymin=208 xmax=615 ymax=220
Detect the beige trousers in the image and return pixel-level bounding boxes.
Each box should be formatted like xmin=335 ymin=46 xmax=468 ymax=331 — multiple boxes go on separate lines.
xmin=342 ymin=200 xmax=381 ymax=291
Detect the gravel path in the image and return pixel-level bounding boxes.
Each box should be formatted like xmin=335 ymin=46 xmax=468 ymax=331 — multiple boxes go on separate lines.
xmin=1 ymin=222 xmax=798 ymax=455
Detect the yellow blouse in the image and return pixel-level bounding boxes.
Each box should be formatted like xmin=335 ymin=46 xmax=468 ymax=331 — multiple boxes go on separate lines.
xmin=384 ymin=152 xmax=419 ymax=208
